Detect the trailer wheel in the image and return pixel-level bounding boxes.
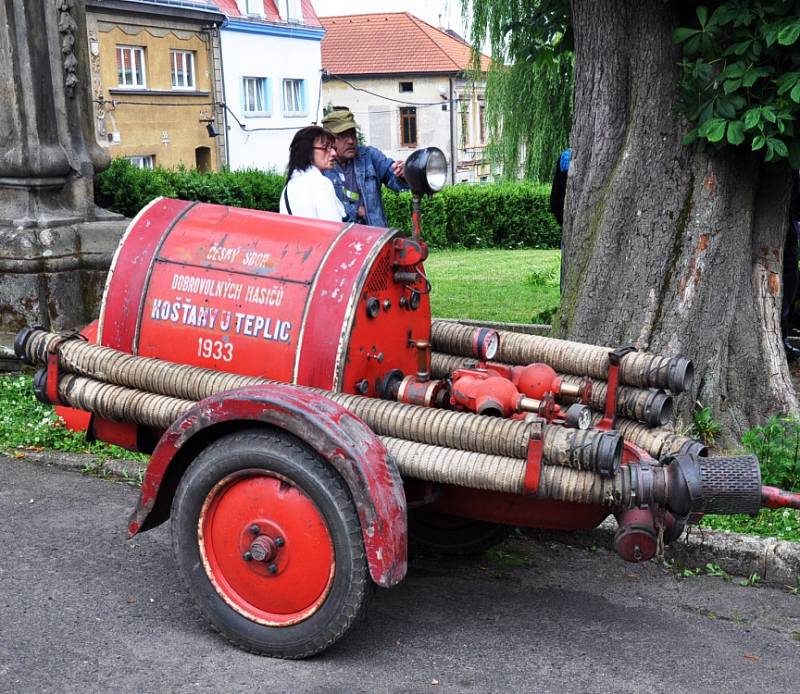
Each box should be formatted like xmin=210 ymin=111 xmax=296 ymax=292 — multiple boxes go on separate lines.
xmin=171 ymin=429 xmax=368 ymax=658
xmin=408 ymin=510 xmax=511 ymax=556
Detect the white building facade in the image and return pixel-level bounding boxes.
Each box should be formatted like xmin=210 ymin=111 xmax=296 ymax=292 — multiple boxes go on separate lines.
xmin=322 ymin=75 xmax=490 ymax=184
xmin=320 ymin=13 xmax=492 ymax=185
xmin=218 ymin=1 xmax=325 ymax=173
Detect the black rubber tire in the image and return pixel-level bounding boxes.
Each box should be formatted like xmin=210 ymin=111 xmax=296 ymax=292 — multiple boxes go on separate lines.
xmin=171 ymin=429 xmax=368 ymax=658
xmin=408 ymin=510 xmax=511 ymax=556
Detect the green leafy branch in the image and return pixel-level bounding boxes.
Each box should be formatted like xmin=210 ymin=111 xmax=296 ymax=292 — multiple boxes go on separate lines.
xmin=674 ymin=1 xmax=800 ymax=166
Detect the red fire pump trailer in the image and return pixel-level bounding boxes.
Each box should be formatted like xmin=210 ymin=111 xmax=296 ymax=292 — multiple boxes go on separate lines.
xmin=15 ymin=148 xmax=800 ymax=659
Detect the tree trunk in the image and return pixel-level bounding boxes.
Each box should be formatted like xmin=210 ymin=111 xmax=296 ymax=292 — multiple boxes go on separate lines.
xmin=560 ymin=0 xmax=797 ymax=444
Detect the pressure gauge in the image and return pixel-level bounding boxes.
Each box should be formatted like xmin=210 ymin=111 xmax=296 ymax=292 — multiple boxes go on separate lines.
xmin=475 ymin=328 xmax=499 ymax=361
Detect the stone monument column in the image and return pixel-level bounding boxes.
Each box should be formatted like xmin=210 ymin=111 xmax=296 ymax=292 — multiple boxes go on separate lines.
xmin=0 ymin=0 xmax=127 ymax=342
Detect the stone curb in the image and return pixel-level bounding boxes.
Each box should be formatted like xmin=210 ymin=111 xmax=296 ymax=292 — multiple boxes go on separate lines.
xmin=8 ymin=449 xmax=145 ymax=485
xmin=7 ymin=448 xmax=799 ymax=587
xmin=528 ymin=519 xmax=800 ymax=587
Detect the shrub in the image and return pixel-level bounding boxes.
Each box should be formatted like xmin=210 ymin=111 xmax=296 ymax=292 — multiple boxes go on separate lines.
xmin=95 ymin=159 xmax=285 ymax=218
xmin=384 ymin=182 xmax=560 ymax=249
xmin=741 ymin=415 xmax=800 ymax=491
xmin=94 ymin=159 xmax=178 ymax=218
xmin=96 ymin=160 xmax=561 ymax=250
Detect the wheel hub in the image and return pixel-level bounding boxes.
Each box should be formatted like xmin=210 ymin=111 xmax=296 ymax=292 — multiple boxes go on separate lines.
xmin=199 ymin=470 xmax=335 ymax=626
xmin=248 ymin=534 xmax=278 ymax=564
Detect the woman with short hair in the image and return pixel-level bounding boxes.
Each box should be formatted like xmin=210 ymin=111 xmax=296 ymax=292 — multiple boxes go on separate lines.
xmin=279 ymin=126 xmax=345 ymax=222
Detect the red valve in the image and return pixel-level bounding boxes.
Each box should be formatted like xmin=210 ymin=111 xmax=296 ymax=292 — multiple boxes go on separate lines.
xmin=511 ymin=363 xmax=559 ymax=400
xmin=484 ymin=362 xmax=590 ymax=405
xmin=613 ymin=508 xmax=658 ymax=563
xmin=450 ymin=370 xmax=525 ymax=417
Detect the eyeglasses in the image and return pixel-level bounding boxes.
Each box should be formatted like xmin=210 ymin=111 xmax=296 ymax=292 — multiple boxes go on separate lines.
xmin=313 ymin=145 xmax=334 ymax=152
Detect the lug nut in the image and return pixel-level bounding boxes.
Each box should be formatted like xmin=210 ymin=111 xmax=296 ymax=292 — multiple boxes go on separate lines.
xmin=267 ymin=564 xmax=278 ymax=574
xmin=275 ymin=537 xmax=285 ymax=547
xmin=243 ymin=551 xmax=252 ymax=561
xmin=249 ymin=524 xmax=259 ymax=535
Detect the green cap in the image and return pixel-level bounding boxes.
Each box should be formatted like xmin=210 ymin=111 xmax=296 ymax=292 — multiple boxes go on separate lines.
xmin=323 ymin=108 xmax=360 ymax=135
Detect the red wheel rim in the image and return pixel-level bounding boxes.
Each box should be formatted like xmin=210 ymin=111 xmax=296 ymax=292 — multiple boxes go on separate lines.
xmin=199 ymin=470 xmax=335 ymax=626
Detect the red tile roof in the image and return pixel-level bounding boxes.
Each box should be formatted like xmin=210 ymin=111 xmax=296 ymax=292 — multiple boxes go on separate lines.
xmin=213 ymin=0 xmax=321 ymax=28
xmin=320 ymin=12 xmax=490 ymax=76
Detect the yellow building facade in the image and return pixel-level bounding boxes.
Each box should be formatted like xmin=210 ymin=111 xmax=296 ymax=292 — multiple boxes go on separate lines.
xmin=86 ymin=0 xmax=226 ymax=171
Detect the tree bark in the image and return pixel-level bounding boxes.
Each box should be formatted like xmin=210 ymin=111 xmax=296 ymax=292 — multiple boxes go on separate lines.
xmin=561 ymin=0 xmax=797 ymax=444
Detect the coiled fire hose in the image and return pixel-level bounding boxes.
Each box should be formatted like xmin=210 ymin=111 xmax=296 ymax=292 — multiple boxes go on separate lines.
xmin=15 ymin=329 xmax=621 ymax=475
xmin=44 ymin=372 xmax=610 ymax=499
xmin=431 ymin=320 xmax=694 ymax=392
xmin=34 ymin=372 xmax=770 ymax=516
xmin=430 ymin=352 xmax=674 ymax=428
xmin=17 ymin=329 xmax=796 ymax=517
xmin=588 ymin=413 xmax=706 ymax=458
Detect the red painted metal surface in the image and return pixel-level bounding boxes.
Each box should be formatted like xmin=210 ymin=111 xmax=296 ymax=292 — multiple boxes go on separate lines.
xmin=45 ymin=352 xmax=61 ymax=406
xmin=523 ymin=438 xmax=543 ymax=495
xmin=97 ymin=199 xmax=429 ymax=397
xmin=128 ymin=384 xmax=407 ymax=588
xmin=450 ymin=370 xmax=524 ymax=417
xmin=613 ymin=508 xmax=658 ymax=562
xmin=761 ymin=485 xmax=800 ymax=510
xmin=297 ymin=227 xmax=430 ymax=393
xmin=597 ymin=359 xmax=620 ymax=430
xmin=99 ymin=197 xmax=195 ymax=353
xmin=429 ymin=485 xmax=609 ymax=530
xmin=597 ymin=346 xmax=637 ymax=430
xmin=199 ymin=471 xmax=335 ymax=625
xmin=511 ymin=363 xmax=558 ymax=399
xmin=396 ymin=375 xmax=447 ymax=407
xmin=621 ymin=440 xmax=655 ymax=465
xmin=92 ymin=417 xmax=139 ymax=451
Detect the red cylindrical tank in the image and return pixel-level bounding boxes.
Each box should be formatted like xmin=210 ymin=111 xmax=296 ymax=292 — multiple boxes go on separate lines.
xmin=96 ymin=198 xmax=430 ymax=396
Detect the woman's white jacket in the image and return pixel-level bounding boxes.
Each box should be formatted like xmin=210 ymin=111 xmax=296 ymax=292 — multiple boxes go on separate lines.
xmin=279 ymin=166 xmax=345 ymax=222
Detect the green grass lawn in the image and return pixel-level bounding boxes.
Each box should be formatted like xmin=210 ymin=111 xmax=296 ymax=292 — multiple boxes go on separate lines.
xmin=425 ymin=248 xmax=561 ymax=324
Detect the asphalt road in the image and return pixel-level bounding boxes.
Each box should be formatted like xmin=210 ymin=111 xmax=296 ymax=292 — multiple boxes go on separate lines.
xmin=1 ymin=455 xmax=798 ymax=694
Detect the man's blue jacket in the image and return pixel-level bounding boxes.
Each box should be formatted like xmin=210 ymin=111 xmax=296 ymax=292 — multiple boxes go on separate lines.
xmin=323 ymin=145 xmax=409 ymax=227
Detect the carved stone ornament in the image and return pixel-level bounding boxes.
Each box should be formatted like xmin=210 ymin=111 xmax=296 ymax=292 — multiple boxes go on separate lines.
xmin=55 ymin=0 xmax=79 ymax=97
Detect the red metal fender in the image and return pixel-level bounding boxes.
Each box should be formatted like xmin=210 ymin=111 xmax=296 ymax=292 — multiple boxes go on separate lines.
xmin=127 ymin=384 xmax=407 ymax=588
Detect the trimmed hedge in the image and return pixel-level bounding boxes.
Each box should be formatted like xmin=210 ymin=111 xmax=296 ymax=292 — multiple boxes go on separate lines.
xmin=95 ymin=159 xmax=560 ymax=249
xmin=383 ymin=182 xmax=560 ymax=249
xmin=94 ymin=159 xmax=283 ymax=217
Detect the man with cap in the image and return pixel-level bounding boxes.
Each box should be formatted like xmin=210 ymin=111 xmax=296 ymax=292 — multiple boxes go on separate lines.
xmin=322 ymin=107 xmax=408 ymax=227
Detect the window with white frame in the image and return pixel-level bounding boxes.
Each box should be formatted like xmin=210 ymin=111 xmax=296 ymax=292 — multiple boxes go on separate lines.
xmin=282 ymin=78 xmax=305 ymax=115
xmin=116 ymin=46 xmax=146 ymax=88
xmin=243 ymin=0 xmax=264 ymax=17
xmin=126 ymin=155 xmax=155 ymax=169
xmin=242 ymin=76 xmax=269 ymax=116
xmin=278 ymin=0 xmax=303 ymax=23
xmin=171 ymin=50 xmax=195 ymax=89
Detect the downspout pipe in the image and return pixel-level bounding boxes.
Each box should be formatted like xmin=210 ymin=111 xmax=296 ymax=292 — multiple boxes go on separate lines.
xmin=449 ymin=75 xmax=456 ymax=184
xmin=217 ymin=19 xmax=230 ymax=169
